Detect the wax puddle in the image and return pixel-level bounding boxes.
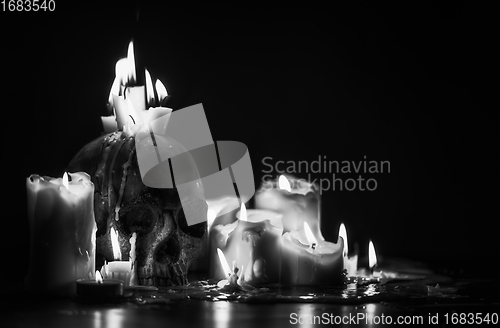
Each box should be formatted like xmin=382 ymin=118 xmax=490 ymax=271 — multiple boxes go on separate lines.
xmin=113 ymin=276 xmax=467 ymax=306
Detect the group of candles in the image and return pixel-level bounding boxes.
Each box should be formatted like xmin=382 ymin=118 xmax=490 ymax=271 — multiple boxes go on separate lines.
xmin=25 ymin=41 xmax=385 ymax=299
xmin=25 ymin=170 xmax=380 ymax=297
xmin=25 ymin=41 xmax=168 ymax=298
xmin=26 ymin=172 xmax=139 ymax=298
xmin=209 ymin=174 xmax=381 ymax=288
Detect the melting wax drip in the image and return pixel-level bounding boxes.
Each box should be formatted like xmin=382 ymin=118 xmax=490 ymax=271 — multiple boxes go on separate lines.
xmin=107 ymin=136 xmax=127 ymax=221
xmin=114 ymin=137 xmax=136 ymax=222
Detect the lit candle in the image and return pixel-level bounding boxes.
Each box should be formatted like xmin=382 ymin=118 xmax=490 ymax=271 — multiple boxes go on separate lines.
xmin=369 ymin=239 xmax=377 ymax=274
xmin=215 ymin=248 xmax=238 ymax=288
xmin=280 ymin=222 xmax=344 ymax=286
xmin=76 ymin=271 xmax=123 ymax=299
xmin=209 ymin=203 xmax=283 ymax=285
xmin=355 ymin=239 xmax=381 ymax=284
xmin=255 ymin=175 xmax=323 ymax=241
xmin=104 ymin=41 xmax=145 ymax=131
xmin=103 ymin=42 xmax=173 ymax=134
xmin=112 ymin=42 xmax=144 ymax=129
xmin=338 ymin=223 xmax=358 ymax=276
xmin=26 ymin=172 xmax=96 ymax=296
xmin=101 ymin=227 xmax=133 ymax=287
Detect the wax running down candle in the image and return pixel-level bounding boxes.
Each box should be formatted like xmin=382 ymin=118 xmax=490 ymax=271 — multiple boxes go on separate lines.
xmin=104 ymin=40 xmax=173 ymax=133
xmin=280 ymin=222 xmax=344 ymax=286
xmin=255 ymin=175 xmax=323 ymax=242
xmin=101 ymin=227 xmax=133 ymax=287
xmin=209 ymin=204 xmax=284 ymax=285
xmin=26 ymin=172 xmax=96 ymax=296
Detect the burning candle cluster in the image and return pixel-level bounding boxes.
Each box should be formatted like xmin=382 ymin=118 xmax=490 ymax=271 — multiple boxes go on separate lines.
xmin=209 ymin=175 xmax=345 ymax=287
xmin=102 ymin=41 xmax=171 ymax=134
xmin=25 ymin=40 xmax=395 ymax=300
xmin=209 ymin=174 xmax=389 ymax=288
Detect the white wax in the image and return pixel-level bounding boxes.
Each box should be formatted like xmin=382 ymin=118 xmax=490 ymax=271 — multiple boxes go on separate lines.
xmin=101 ymin=116 xmax=117 ymax=133
xmin=255 ymin=176 xmax=323 ymax=241
xmin=26 ymin=172 xmax=96 ymax=296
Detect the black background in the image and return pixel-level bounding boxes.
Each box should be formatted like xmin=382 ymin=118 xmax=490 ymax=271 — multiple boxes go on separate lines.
xmin=2 ymin=1 xmax=495 ymax=283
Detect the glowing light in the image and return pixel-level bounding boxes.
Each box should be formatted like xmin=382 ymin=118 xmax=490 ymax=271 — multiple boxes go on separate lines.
xmin=239 ymin=203 xmax=247 ymax=221
xmin=145 ymin=69 xmax=155 ymax=107
xmin=115 ymin=58 xmax=129 ymax=86
xmin=95 ymin=270 xmax=103 ymax=283
xmin=207 ymin=207 xmax=217 ymax=228
xmin=369 ymin=240 xmax=377 ymax=269
xmin=278 ymin=175 xmax=291 ymax=192
xmin=217 ymin=248 xmax=232 ymax=277
xmin=155 ymin=79 xmax=168 ymax=103
xmin=110 ymin=227 xmax=122 ymax=260
xmin=126 ymin=41 xmax=136 ymax=83
xmin=304 ymin=222 xmax=317 ymax=248
xmin=338 ymin=223 xmax=348 ymax=256
xmin=62 ymin=172 xmax=69 ymax=190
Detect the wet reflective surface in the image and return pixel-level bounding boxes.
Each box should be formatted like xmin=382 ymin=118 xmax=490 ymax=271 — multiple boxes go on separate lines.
xmin=3 ymin=275 xmax=500 ymax=328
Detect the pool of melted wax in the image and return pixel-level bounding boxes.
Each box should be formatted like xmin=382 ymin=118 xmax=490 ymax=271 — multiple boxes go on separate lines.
xmin=128 ymin=274 xmax=463 ymax=305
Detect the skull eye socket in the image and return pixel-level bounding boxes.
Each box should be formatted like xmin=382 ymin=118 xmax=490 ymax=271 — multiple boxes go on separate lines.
xmin=119 ymin=205 xmax=157 ymax=235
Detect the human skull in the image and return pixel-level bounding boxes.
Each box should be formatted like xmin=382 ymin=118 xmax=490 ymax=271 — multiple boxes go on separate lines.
xmin=67 ymin=131 xmax=207 ymax=286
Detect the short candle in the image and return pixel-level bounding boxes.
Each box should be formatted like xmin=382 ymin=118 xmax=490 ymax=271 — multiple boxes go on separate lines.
xmin=76 ymin=271 xmax=123 ymax=299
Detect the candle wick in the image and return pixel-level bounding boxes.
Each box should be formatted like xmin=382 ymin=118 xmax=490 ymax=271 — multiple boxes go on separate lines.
xmin=129 ymin=115 xmax=136 ymax=125
xmin=311 ymin=243 xmax=316 ymax=250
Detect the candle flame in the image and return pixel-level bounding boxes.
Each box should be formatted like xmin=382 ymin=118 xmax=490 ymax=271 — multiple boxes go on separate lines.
xmin=207 ymin=208 xmax=217 ymax=228
xmin=239 ymin=202 xmax=247 ymax=221
xmin=278 ymin=175 xmax=291 ymax=192
xmin=155 ymin=79 xmax=168 ymax=102
xmin=62 ymin=172 xmax=69 ymax=189
xmin=338 ymin=223 xmax=348 ymax=256
xmin=304 ymin=222 xmax=317 ymax=247
xmin=368 ymin=240 xmax=377 ymax=269
xmin=145 ymin=69 xmax=155 ymax=107
xmin=127 ymin=41 xmax=136 ymax=84
xmin=217 ymin=248 xmax=232 ymax=277
xmin=115 ymin=58 xmax=129 ymax=88
xmin=95 ymin=270 xmax=103 ymax=283
xmin=110 ymin=227 xmax=122 ymax=260
xmin=108 ymin=76 xmax=121 ymax=106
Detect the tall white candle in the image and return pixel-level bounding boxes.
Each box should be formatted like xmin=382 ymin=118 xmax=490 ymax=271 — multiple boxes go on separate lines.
xmin=26 ymin=172 xmax=96 ymax=296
